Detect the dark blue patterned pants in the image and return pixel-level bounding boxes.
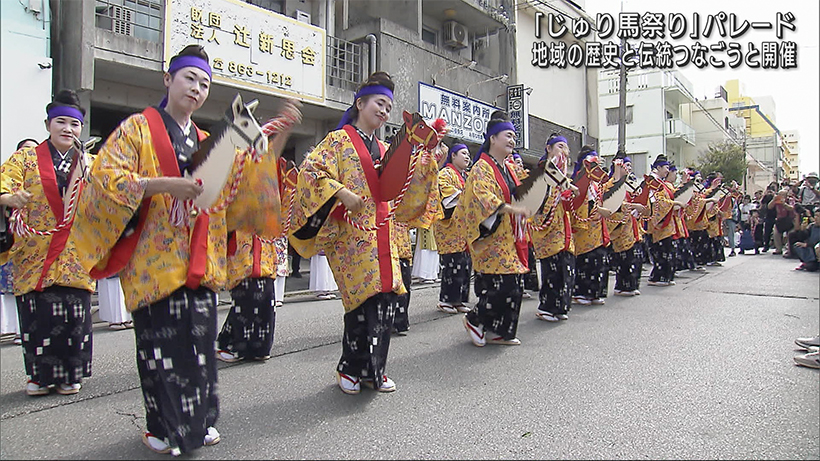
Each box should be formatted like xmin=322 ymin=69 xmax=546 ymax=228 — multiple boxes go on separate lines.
xmin=468 ymin=273 xmax=523 ymax=340
xmin=394 ymin=258 xmax=412 ymax=332
xmin=438 ymin=251 xmax=471 ymax=305
xmin=338 ymin=292 xmax=397 ymax=388
xmin=537 ymin=251 xmax=575 ymax=314
xmin=611 ymin=246 xmax=642 ymax=291
xmin=649 ymin=236 xmax=676 ymax=282
xmin=132 ymin=286 xmax=219 ymax=454
xmin=218 ymin=277 xmax=276 ymax=359
xmin=574 ymin=246 xmax=610 ymax=300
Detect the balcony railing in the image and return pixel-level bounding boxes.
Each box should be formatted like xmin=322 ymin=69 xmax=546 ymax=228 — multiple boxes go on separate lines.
xmin=327 ymin=36 xmax=362 ymax=92
xmin=95 ymin=0 xmax=163 ymax=42
xmin=667 ymin=118 xmax=695 ymax=145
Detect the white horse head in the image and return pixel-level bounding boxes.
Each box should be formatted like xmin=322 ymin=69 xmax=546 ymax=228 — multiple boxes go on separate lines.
xmin=187 ymin=94 xmax=268 ymax=209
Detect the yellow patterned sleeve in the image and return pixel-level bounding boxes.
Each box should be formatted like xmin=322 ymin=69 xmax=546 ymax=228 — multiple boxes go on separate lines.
xmin=297 ymin=131 xmax=344 ymax=218
xmin=393 ymin=147 xmax=443 ymax=229
xmin=0 ymin=148 xmax=27 ymax=194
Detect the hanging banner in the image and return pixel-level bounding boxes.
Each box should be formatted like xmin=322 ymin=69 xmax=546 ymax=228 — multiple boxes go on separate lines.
xmin=507 ymin=84 xmax=529 ymax=149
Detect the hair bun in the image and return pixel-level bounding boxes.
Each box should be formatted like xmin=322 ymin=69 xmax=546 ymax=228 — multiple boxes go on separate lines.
xmin=53 ymin=89 xmax=81 ymax=107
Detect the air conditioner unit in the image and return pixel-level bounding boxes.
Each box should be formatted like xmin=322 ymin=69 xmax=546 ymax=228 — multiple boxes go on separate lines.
xmin=443 ymin=21 xmax=468 ymax=49
xmin=110 ymin=5 xmax=133 ymax=36
xmin=295 ymin=10 xmax=311 ymax=24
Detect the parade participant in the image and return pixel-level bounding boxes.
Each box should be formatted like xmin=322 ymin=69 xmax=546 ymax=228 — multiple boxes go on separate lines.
xmin=310 ymin=251 xmax=338 ymax=299
xmin=411 ymin=226 xmax=439 ymax=284
xmin=530 ymin=134 xmax=577 ymax=321
xmin=460 ymin=112 xmax=530 ymax=346
xmin=646 ymin=154 xmax=686 ymax=286
xmin=272 ymin=237 xmax=289 ymax=308
xmin=704 ymin=173 xmax=728 ymax=265
xmin=569 ymin=146 xmax=611 ymax=306
xmin=607 ymin=157 xmax=646 ymax=296
xmin=0 ymin=139 xmax=38 ymax=346
xmin=0 ymin=90 xmax=95 ymax=397
xmin=393 ymin=221 xmax=413 ymax=335
xmin=666 ymin=164 xmax=695 ymax=273
xmin=217 ymin=115 xmax=298 ymax=363
xmin=73 ymin=45 xmax=300 ymax=455
xmin=433 ymin=142 xmax=472 ymax=314
xmin=97 ymin=276 xmax=133 ymax=330
xmin=687 ymin=170 xmax=719 ymax=267
xmin=288 ymin=71 xmax=442 ymax=394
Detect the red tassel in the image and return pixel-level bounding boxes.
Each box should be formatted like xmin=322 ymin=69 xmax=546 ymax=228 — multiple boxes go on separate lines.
xmin=432 ymin=118 xmax=448 ymax=140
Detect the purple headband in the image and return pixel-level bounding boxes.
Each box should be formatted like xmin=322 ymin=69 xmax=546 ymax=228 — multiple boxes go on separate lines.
xmin=160 ymin=55 xmax=212 ymax=108
xmin=512 ymin=152 xmax=522 ymax=160
xmin=168 ymin=55 xmax=212 ymax=79
xmin=444 ymin=143 xmax=468 ymax=167
xmin=485 ymin=121 xmax=516 ymax=140
xmin=623 ymin=156 xmax=632 ymax=164
xmin=335 ymin=84 xmax=394 ymax=130
xmin=652 ymin=159 xmax=670 ymax=169
xmin=47 ymin=106 xmax=84 ymax=124
xmin=669 ymin=164 xmax=678 ymax=172
xmin=546 ymin=135 xmax=568 ymax=147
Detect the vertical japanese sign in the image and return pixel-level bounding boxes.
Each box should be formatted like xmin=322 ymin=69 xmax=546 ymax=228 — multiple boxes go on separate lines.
xmin=418 ymin=82 xmax=500 ymax=145
xmin=506 ymin=84 xmax=529 ymax=149
xmin=164 ymin=0 xmax=326 ymax=103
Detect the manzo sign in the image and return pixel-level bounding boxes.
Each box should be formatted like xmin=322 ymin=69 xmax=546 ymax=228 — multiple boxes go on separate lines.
xmin=418 ymin=82 xmax=500 ymax=145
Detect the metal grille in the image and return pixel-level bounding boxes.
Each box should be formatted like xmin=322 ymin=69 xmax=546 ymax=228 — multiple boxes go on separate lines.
xmin=95 ymin=0 xmax=163 ymax=42
xmin=327 ymin=36 xmax=362 ymax=91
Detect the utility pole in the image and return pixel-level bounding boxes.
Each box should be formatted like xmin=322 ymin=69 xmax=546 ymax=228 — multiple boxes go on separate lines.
xmin=616 ymin=34 xmax=628 ymax=156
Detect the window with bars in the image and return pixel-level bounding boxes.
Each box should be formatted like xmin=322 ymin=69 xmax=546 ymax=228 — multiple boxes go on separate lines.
xmin=327 ymin=36 xmax=362 ymax=91
xmin=95 ymin=0 xmax=162 ymax=42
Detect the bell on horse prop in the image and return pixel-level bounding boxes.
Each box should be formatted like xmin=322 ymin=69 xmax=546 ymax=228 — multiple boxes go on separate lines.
xmin=378 ymin=111 xmax=441 ymax=201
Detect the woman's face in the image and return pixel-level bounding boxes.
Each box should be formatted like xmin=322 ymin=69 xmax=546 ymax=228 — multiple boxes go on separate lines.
xmin=490 ymin=130 xmax=516 ymax=156
xmin=355 ymin=94 xmax=392 ymax=132
xmin=164 ymin=66 xmax=210 ymax=115
xmin=46 ymin=116 xmax=82 ymax=152
xmin=546 ymin=141 xmax=568 ymax=160
xmin=451 ymin=148 xmax=470 ymax=170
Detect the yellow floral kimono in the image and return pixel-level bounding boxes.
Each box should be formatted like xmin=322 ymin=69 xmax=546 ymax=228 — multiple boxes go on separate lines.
xmin=72 ymin=110 xmax=281 ymax=311
xmin=433 ymin=164 xmax=467 ymax=255
xmin=685 ymin=192 xmax=709 ymax=232
xmin=393 ymin=221 xmax=413 ymax=260
xmin=648 ymin=177 xmax=682 ymax=243
xmin=530 ymin=186 xmax=575 ymax=260
xmin=571 ymin=181 xmax=610 ymax=255
xmin=0 ymin=143 xmax=95 ymax=295
xmin=225 ymin=230 xmax=278 ymax=291
xmin=461 ymin=154 xmax=528 ymax=275
xmin=288 ymin=127 xmax=441 ymax=313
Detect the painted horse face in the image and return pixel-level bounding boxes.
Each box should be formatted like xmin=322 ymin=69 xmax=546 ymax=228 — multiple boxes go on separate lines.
xmin=229 ymin=94 xmax=268 ymax=155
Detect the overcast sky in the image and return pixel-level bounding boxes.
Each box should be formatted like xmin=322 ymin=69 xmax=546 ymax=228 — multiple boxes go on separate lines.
xmin=581 ymin=0 xmax=819 ymax=177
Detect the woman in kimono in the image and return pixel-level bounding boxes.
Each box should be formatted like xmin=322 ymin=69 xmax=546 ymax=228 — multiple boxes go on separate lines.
xmin=0 ymin=91 xmax=95 ymax=397
xmin=0 ymin=139 xmax=37 ymax=345
xmin=646 ymin=155 xmax=686 ymax=286
xmin=411 ymin=226 xmax=439 ymax=283
xmin=433 ymin=143 xmax=472 ymax=314
xmin=531 ymin=134 xmax=577 ymax=321
xmin=216 ymin=115 xmax=297 ymax=363
xmin=607 ymin=157 xmax=646 ymax=296
xmin=289 ymin=71 xmax=441 ymax=395
xmin=570 ymin=146 xmax=611 ymax=306
xmin=460 ymin=112 xmax=530 ymax=347
xmin=73 ymin=45 xmax=302 ymax=455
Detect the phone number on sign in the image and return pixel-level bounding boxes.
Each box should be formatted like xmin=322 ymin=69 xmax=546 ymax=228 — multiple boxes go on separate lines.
xmin=220 ymin=60 xmax=293 ymax=87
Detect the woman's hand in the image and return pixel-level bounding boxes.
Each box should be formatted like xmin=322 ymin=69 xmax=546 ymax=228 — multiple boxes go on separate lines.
xmin=145 ymin=177 xmax=203 ymax=200
xmin=0 ymin=190 xmax=32 ymax=208
xmin=503 ymin=204 xmax=532 ymax=218
xmin=335 ymin=187 xmax=364 ymax=213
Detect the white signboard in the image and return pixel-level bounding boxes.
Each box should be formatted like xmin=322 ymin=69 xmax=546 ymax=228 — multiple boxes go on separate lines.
xmin=418 ymin=82 xmax=500 ymax=145
xmin=164 ymin=0 xmax=326 ymax=103
xmin=507 ymin=84 xmax=529 ymax=150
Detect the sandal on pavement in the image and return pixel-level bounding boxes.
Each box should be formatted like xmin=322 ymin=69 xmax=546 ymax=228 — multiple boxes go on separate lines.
xmin=26 ymin=380 xmax=49 ymax=396
xmin=142 ymin=432 xmax=181 ymax=456
xmin=337 ymin=372 xmax=361 ymax=395
xmin=362 ymin=375 xmax=396 ymax=393
xmin=55 ymin=383 xmax=81 ymax=395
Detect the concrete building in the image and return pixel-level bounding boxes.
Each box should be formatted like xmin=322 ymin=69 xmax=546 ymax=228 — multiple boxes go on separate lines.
xmin=782 ymin=130 xmax=800 ymax=182
xmin=1 ymin=0 xmax=53 ymax=161
xmin=48 ymin=0 xmax=534 ymax=163
xmin=725 ymin=79 xmax=789 ymax=185
xmin=512 ymin=0 xmax=599 ymax=160
xmin=597 ymin=68 xmax=696 ymax=175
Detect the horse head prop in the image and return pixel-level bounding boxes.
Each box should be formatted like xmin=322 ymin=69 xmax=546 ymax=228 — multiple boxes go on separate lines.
xmin=379 ymin=111 xmax=439 ymax=201
xmin=515 ymin=156 xmax=573 ymax=216
xmin=187 ymin=94 xmax=267 ymax=209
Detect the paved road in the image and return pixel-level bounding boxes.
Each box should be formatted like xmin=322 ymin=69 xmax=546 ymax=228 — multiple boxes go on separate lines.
xmin=1 ymin=252 xmax=818 ymax=459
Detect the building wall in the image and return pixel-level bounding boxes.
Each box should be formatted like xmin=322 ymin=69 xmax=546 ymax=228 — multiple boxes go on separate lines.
xmin=1 ymin=0 xmax=52 ymax=161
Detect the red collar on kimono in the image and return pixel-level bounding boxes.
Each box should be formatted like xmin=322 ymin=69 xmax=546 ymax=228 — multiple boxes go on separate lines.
xmin=90 ymin=107 xmax=207 ymax=284
xmin=445 ymin=164 xmax=465 ymax=189
xmin=479 ymin=153 xmax=529 ymax=269
xmin=338 ymin=124 xmax=394 ymax=293
xmin=34 ymin=141 xmax=79 ymax=290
